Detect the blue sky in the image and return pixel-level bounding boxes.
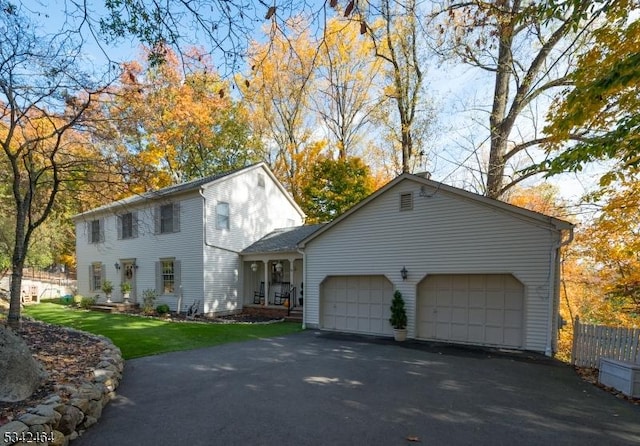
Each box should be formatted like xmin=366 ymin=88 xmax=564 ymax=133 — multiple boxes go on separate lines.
xmin=18 ymin=0 xmax=602 ymax=209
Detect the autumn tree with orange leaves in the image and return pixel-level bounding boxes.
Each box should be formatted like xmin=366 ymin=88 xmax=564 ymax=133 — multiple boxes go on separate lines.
xmin=0 ymin=3 xmax=118 ymax=327
xmin=104 ymin=47 xmax=263 ymax=193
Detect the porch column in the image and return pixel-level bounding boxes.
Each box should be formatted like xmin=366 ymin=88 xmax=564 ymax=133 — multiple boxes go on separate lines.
xmin=263 ymin=260 xmax=269 ymax=307
xmin=288 ymin=257 xmax=295 ymax=307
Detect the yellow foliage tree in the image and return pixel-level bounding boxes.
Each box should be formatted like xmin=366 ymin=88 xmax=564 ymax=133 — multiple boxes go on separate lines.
xmin=107 ymin=47 xmax=262 ymax=192
xmin=240 ymin=19 xmax=322 ymax=202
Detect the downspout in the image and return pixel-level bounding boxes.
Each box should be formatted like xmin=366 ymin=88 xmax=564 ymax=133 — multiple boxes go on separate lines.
xmin=199 ymin=188 xmax=241 ymax=311
xmin=546 ymin=226 xmax=574 ymax=356
xmin=297 ymin=248 xmax=306 ymax=329
xmin=199 ymin=188 xmax=240 ymax=254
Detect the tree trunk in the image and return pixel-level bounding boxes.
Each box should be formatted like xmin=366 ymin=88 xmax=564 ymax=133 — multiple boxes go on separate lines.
xmin=7 ymin=204 xmax=28 ymax=329
xmin=8 ymin=230 xmax=26 ymax=329
xmin=486 ymin=0 xmax=515 ymax=199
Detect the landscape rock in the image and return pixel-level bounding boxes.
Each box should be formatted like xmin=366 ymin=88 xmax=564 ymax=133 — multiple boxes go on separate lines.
xmin=0 ymin=325 xmax=47 ymax=402
xmin=56 ymin=405 xmax=83 ymax=436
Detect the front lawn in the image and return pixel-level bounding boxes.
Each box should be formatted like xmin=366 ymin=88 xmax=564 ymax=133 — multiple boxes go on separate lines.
xmin=23 ymin=302 xmax=303 ymax=359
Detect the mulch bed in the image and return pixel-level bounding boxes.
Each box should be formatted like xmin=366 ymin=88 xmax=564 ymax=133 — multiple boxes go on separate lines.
xmin=0 ymin=320 xmax=105 ymax=427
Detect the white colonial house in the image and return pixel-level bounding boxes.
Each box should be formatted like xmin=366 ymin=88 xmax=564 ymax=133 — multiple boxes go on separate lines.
xmin=73 ymin=163 xmax=304 ymax=315
xmin=74 ymin=165 xmax=574 ymax=356
xmin=298 ymin=173 xmax=574 ymax=356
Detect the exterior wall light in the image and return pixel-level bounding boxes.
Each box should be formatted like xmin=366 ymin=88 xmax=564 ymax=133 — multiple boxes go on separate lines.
xmin=400 ymin=266 xmax=408 ymax=281
xmin=275 ymin=261 xmax=283 ymax=272
xmin=114 ymin=262 xmax=121 ymax=270
xmin=251 ymin=262 xmax=258 ymax=272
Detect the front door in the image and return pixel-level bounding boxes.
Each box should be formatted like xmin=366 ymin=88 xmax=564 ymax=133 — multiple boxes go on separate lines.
xmin=121 ymin=260 xmax=137 ymax=303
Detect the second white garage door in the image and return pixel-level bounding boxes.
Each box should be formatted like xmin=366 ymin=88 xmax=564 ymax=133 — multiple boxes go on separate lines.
xmin=321 ymin=275 xmax=394 ymax=336
xmin=417 ymin=274 xmax=524 ymax=348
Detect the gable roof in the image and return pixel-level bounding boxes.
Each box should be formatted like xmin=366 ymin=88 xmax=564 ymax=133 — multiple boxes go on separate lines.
xmin=242 ymin=224 xmax=325 ymax=254
xmin=299 ymin=173 xmax=574 ymax=247
xmin=72 ymin=163 xmax=304 ymax=221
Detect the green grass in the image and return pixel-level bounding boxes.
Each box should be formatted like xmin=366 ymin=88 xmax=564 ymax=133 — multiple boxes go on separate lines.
xmin=23 ymin=301 xmax=303 ymax=359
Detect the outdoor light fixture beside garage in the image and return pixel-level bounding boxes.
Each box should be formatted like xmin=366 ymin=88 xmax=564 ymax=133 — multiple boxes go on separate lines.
xmin=401 ymin=266 xmax=408 ymax=280
xmin=114 ymin=262 xmax=121 ymax=270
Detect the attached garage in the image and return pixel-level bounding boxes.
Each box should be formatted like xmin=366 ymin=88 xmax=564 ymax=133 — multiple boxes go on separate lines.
xmin=417 ymin=274 xmax=524 ymax=348
xmin=300 ymin=173 xmax=574 ymax=355
xmin=321 ymin=276 xmax=393 ymax=336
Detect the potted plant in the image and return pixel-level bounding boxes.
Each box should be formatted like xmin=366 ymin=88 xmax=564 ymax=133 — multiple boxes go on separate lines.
xmin=120 ymin=282 xmax=132 ymax=303
xmin=389 ymin=290 xmax=408 ymax=341
xmin=101 ymin=280 xmax=114 ymax=303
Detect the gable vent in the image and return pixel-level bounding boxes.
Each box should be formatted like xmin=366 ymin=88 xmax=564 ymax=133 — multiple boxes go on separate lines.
xmin=400 ymin=193 xmax=413 ymax=211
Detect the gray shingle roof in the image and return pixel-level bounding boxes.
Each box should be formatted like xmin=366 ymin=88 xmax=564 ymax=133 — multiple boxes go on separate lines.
xmin=242 ymin=224 xmax=325 ymax=254
xmin=73 ymin=164 xmax=259 ymax=219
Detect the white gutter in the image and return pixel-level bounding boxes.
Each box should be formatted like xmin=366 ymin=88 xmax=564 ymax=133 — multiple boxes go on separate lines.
xmin=546 ymin=226 xmax=575 ymax=356
xmin=198 ymin=188 xmax=239 ymax=254
xmin=297 ymin=248 xmax=306 ymax=329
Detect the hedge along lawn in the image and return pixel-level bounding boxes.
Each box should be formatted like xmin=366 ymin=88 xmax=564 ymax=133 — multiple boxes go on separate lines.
xmin=23 ymin=301 xmax=303 ymax=359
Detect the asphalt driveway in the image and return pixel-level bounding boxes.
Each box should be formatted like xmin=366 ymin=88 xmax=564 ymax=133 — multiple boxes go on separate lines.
xmin=74 ymin=331 xmax=640 ymax=445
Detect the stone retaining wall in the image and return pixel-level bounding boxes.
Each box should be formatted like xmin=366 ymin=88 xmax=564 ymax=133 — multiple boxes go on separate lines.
xmin=0 ymin=332 xmax=123 ymax=446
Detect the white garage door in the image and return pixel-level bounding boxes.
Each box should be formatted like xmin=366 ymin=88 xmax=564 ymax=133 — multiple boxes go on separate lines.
xmin=417 ymin=274 xmax=524 ymax=348
xmin=321 ymin=276 xmax=393 ymax=336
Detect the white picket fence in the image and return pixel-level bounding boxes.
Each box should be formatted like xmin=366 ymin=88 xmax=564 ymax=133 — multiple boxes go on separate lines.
xmin=571 ymin=317 xmax=640 ymax=368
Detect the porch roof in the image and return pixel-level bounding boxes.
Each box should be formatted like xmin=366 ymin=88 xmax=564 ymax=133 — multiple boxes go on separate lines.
xmin=241 ymin=224 xmax=325 ymax=255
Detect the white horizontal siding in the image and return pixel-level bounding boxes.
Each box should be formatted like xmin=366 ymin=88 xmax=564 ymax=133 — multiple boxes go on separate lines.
xmin=202 ymin=165 xmax=304 ymax=253
xmin=75 ymin=192 xmax=204 ymax=311
xmin=304 ymin=179 xmax=562 ymax=353
xmin=202 ymin=165 xmax=303 ymax=310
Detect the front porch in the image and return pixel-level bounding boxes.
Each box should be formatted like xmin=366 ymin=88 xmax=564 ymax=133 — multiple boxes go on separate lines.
xmin=241 ymin=257 xmax=304 ymax=309
xmin=240 ymin=224 xmax=323 ymax=315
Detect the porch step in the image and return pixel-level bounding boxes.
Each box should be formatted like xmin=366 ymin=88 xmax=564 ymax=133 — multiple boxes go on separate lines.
xmin=90 ymin=302 xmax=138 ymax=313
xmin=91 ymin=305 xmax=117 ymax=313
xmin=285 ymin=309 xmax=303 ymax=323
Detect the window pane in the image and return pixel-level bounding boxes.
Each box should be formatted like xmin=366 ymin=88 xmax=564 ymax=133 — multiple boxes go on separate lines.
xmin=216 ymin=202 xmax=229 ymax=230
xmin=160 ymin=204 xmax=174 ymax=233
xmin=91 ymin=220 xmax=100 ymax=243
xmin=122 ymin=213 xmax=133 ymax=239
xmin=92 ymin=264 xmax=102 ymax=290
xmin=162 ymin=260 xmax=175 ymax=294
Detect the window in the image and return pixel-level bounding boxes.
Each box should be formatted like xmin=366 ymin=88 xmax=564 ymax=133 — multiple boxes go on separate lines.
xmin=161 ymin=260 xmax=175 ymax=294
xmin=90 ymin=263 xmax=103 ymax=291
xmin=400 ymin=193 xmax=413 ymax=211
xmin=156 ymin=259 xmax=180 ymax=295
xmin=89 ymin=219 xmax=103 ymax=244
xmin=216 ymin=202 xmax=230 ymax=230
xmin=118 ymin=212 xmax=138 ymax=240
xmin=156 ymin=203 xmax=180 ymax=234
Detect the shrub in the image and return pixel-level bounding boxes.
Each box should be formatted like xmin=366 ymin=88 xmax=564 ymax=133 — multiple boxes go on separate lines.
xmin=156 ymin=304 xmax=170 ymax=315
xmin=389 ymin=290 xmax=407 ymax=329
xmin=79 ymin=296 xmax=96 ymax=309
xmin=141 ymin=289 xmax=157 ymax=315
xmin=73 ymin=295 xmax=83 ymax=305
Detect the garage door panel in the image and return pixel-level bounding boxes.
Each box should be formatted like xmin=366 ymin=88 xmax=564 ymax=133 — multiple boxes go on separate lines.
xmin=451 ymin=324 xmax=468 ymax=341
xmin=321 ymin=275 xmax=393 ymax=336
xmin=486 ymin=309 xmax=503 ymax=325
xmin=469 ymin=308 xmax=485 ymax=324
xmin=505 ymin=310 xmax=522 ymax=326
xmin=469 ymin=291 xmax=485 ymax=307
xmin=452 ymin=308 xmax=467 ymax=324
xmin=418 ymin=274 xmax=524 ymax=349
xmin=485 ymin=327 xmax=503 ymax=344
